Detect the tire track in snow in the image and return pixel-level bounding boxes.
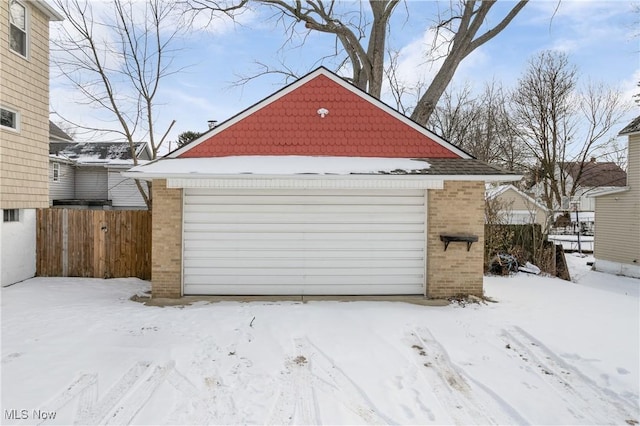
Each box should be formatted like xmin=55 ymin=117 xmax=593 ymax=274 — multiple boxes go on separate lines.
xmin=268 ymin=337 xmax=392 ymax=425
xmin=104 ymin=361 xmax=173 ymax=425
xmin=406 ymin=327 xmax=525 ymax=425
xmin=165 ymin=369 xmax=217 ymax=425
xmin=37 ymin=374 xmax=97 ymax=425
xmin=267 ymin=344 xmax=317 ymax=425
xmin=74 ymin=361 xmax=150 ymax=425
xmin=502 ymin=326 xmax=639 ymax=425
xmin=302 ymin=338 xmax=391 ymax=425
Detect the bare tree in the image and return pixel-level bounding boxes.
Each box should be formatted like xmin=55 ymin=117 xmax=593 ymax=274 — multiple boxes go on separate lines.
xmin=511 ymin=51 xmax=630 ymax=213
xmin=187 ymin=0 xmax=527 ymax=125
xmin=52 ymin=0 xmax=184 ymax=209
xmin=429 ymin=81 xmax=528 ymax=171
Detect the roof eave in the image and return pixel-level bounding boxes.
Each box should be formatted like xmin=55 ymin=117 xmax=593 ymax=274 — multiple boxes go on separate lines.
xmin=122 ymin=171 xmax=522 ymax=182
xmin=588 ymin=187 xmax=631 ymax=197
xmin=33 ymin=0 xmax=64 ymax=21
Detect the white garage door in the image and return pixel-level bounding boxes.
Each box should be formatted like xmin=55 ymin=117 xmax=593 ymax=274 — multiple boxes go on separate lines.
xmin=183 ymin=189 xmax=426 ymax=295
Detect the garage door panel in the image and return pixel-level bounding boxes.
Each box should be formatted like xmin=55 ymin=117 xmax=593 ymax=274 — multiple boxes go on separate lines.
xmin=185 ymin=203 xmax=425 ymax=214
xmin=183 ymin=189 xmax=426 ymax=295
xmin=184 ymin=257 xmax=423 ymax=269
xmin=183 ymin=222 xmax=425 ymax=233
xmin=183 ymin=249 xmax=423 ymax=260
xmin=184 ymin=231 xmax=424 ymax=241
xmin=186 ymin=266 xmax=424 ymax=276
xmin=184 ymin=212 xmax=424 ymax=224
xmin=184 ymin=284 xmax=424 ymax=296
xmin=184 ymin=274 xmax=424 ymax=286
xmin=185 ymin=192 xmax=425 ymax=205
xmin=184 ymin=238 xmax=426 ymax=251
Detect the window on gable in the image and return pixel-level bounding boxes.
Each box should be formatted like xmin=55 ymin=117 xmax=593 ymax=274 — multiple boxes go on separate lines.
xmin=3 ymin=209 xmax=20 ymax=222
xmin=9 ymin=0 xmax=27 ymax=57
xmin=0 ymin=107 xmax=19 ymax=131
xmin=53 ymin=163 xmax=60 ymax=182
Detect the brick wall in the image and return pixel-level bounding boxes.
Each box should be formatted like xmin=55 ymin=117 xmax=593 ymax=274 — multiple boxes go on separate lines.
xmin=427 ymin=181 xmax=485 ymax=298
xmin=151 ymin=180 xmax=182 ymax=298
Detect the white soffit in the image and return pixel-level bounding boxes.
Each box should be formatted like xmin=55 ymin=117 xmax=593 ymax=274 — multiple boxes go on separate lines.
xmin=167 ymin=177 xmax=445 ymax=190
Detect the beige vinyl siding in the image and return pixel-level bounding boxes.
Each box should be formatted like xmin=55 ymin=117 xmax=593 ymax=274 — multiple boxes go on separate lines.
xmin=627 ymin=134 xmax=639 ymax=189
xmin=108 ymin=168 xmax=148 ymax=209
xmin=594 ymin=134 xmax=640 ymax=266
xmin=0 ymin=1 xmax=51 ymax=209
xmin=49 ymin=161 xmax=75 ymax=201
xmin=494 ymin=188 xmax=548 ymax=227
xmin=75 ymin=167 xmax=108 ymax=200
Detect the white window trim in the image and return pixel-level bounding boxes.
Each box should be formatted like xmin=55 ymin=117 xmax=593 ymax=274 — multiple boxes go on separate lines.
xmin=53 ymin=162 xmax=60 ymax=182
xmin=8 ymin=0 xmax=29 ymax=59
xmin=3 ymin=209 xmax=20 ymax=223
xmin=0 ymin=106 xmax=20 ymax=132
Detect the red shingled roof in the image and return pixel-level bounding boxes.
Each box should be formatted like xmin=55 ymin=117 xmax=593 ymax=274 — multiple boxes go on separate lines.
xmin=177 ymin=69 xmax=464 ymax=159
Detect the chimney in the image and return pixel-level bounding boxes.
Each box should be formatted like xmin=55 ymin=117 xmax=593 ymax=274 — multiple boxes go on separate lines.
xmin=590 ymin=157 xmax=596 ymax=163
xmin=207 ymin=120 xmax=218 ymax=130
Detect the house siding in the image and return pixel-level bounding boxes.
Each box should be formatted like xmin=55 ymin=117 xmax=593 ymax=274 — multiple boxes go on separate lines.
xmin=108 ymin=169 xmax=148 ymax=209
xmin=49 ymin=161 xmax=75 ymax=201
xmin=75 ymin=167 xmax=108 ymax=200
xmin=0 ymin=1 xmax=51 ymax=210
xmin=594 ymin=134 xmax=640 ymax=269
xmin=495 ymin=188 xmax=548 ymax=226
xmin=151 ymin=180 xmax=183 ymax=298
xmin=427 ymin=181 xmax=485 ymax=298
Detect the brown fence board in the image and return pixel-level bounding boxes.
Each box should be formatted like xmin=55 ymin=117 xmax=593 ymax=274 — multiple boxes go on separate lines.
xmin=36 ymin=209 xmax=151 ymax=280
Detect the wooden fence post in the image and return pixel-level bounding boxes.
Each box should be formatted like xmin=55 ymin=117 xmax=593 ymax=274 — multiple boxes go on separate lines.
xmin=94 ymin=210 xmax=106 ymax=278
xmin=62 ymin=209 xmax=68 ymax=277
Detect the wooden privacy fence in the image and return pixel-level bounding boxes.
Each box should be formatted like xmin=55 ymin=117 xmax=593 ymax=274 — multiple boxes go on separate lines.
xmin=37 ymin=209 xmax=151 ymax=280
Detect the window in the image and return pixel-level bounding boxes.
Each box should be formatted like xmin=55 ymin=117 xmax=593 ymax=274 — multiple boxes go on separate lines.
xmin=3 ymin=209 xmax=20 ymax=222
xmin=1 ymin=107 xmax=19 ymax=130
xmin=9 ymin=0 xmax=27 ymax=57
xmin=53 ymin=163 xmax=60 ymax=182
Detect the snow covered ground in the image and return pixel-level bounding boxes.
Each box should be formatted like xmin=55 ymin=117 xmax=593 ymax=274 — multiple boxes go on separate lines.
xmin=1 ymin=254 xmax=638 ymax=425
xmin=548 ymin=235 xmax=595 ymax=252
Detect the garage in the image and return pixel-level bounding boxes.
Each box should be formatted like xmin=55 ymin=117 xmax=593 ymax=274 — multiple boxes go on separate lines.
xmin=124 ymin=67 xmax=518 ymax=299
xmin=182 ymin=188 xmax=426 ymax=295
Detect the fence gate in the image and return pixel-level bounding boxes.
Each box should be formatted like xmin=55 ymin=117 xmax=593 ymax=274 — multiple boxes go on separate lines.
xmin=36 ymin=209 xmax=151 ymax=280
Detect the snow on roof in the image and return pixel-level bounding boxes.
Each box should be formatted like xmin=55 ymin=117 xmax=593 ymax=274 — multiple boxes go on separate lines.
xmin=619 ymin=115 xmax=640 ymax=136
xmin=485 ymin=184 xmax=548 ymax=211
xmin=126 ymin=156 xmax=430 ymax=176
xmin=49 ymin=141 xmax=148 ymax=165
xmin=485 ymin=184 xmax=510 ymax=199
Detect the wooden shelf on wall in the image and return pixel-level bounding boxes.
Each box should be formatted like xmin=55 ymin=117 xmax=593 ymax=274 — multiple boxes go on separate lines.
xmin=439 ymin=234 xmax=479 ymax=252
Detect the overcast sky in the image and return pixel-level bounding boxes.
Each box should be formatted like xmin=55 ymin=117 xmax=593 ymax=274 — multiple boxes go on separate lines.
xmin=49 ymin=1 xmax=640 ymax=152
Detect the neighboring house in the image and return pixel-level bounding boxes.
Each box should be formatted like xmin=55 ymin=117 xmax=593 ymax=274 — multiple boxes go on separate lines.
xmin=124 ymin=67 xmax=520 ymax=299
xmin=485 ymin=184 xmax=549 ymax=227
xmin=49 ymin=120 xmax=73 ymax=143
xmin=0 ymin=1 xmax=63 ymax=286
xmin=49 ymin=140 xmax=151 ymax=209
xmin=530 ymin=159 xmax=627 ymax=212
xmin=48 ymin=121 xmax=75 ymax=202
xmin=590 ymin=116 xmax=640 ymax=278
xmin=562 ymin=159 xmax=627 ymax=211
